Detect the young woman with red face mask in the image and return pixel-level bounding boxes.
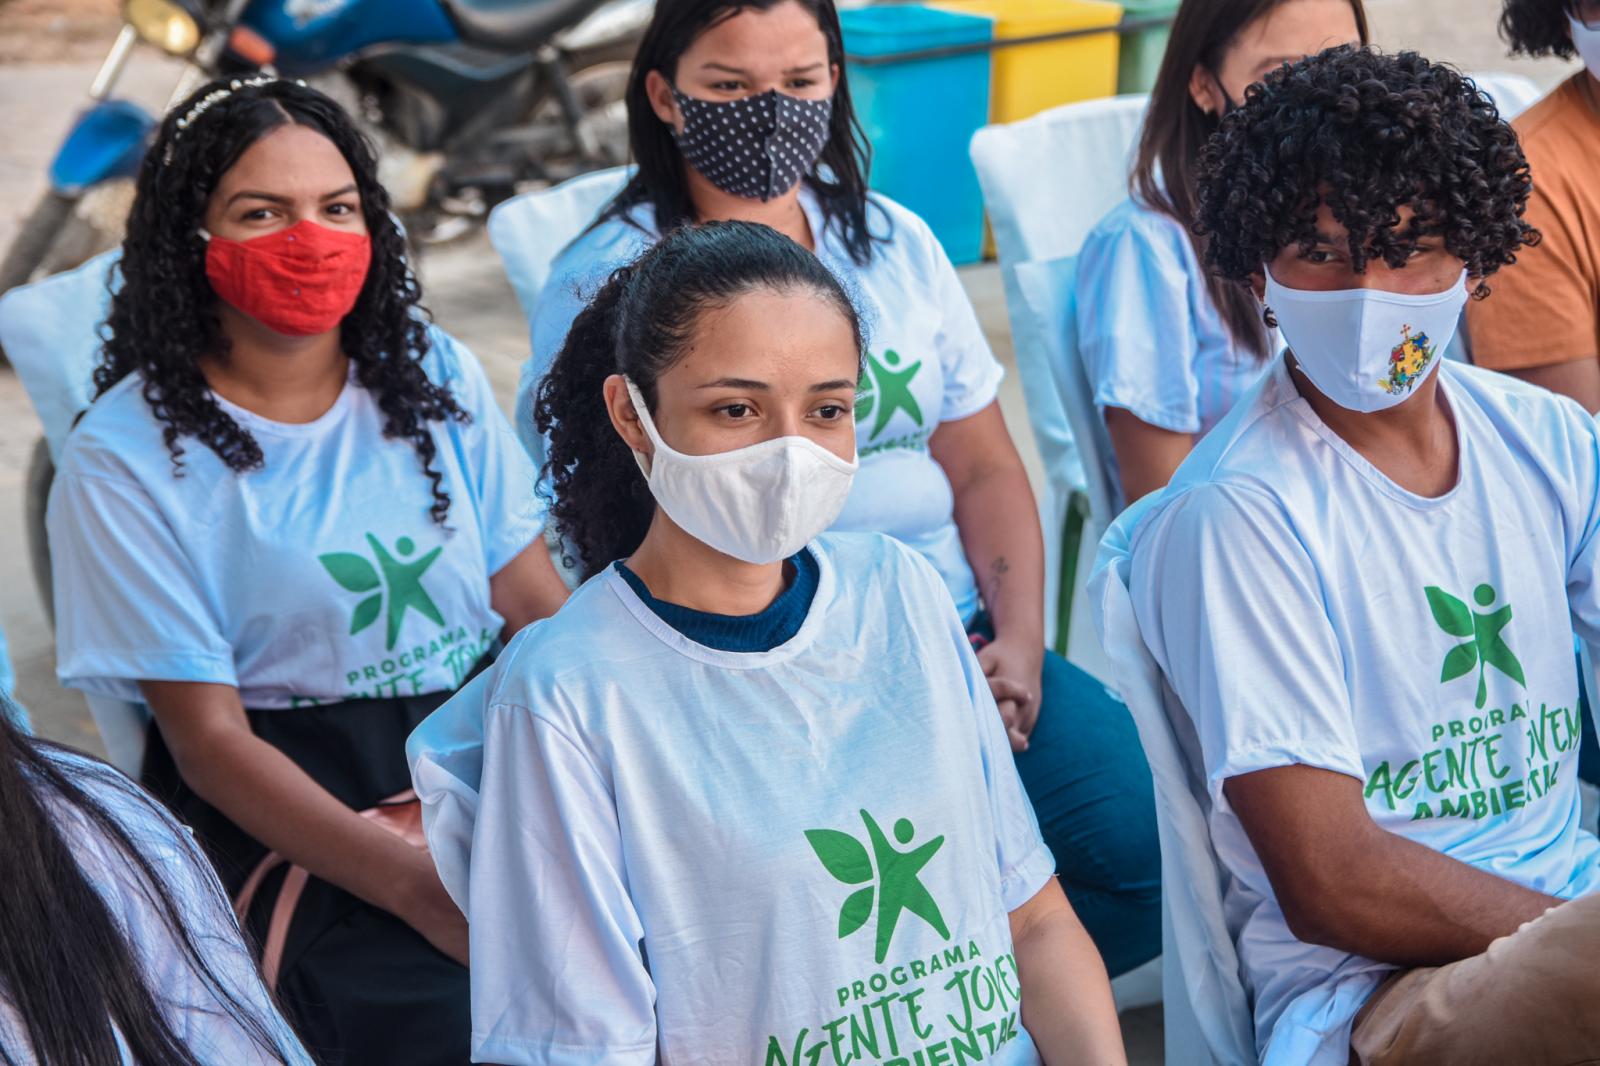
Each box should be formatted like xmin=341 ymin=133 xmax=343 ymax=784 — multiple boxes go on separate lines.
xmin=46 ymin=77 xmax=570 ymax=1064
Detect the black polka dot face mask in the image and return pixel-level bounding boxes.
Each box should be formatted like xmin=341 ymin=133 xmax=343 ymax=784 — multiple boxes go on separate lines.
xmin=670 ymin=87 xmax=834 ymax=202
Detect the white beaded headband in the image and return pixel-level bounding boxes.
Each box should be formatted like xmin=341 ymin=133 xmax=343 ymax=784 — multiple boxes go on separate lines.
xmin=163 ymin=75 xmax=308 ymax=163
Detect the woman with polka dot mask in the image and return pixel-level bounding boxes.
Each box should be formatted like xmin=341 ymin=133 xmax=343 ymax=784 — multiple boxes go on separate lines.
xmin=515 ymin=0 xmax=1163 ymax=982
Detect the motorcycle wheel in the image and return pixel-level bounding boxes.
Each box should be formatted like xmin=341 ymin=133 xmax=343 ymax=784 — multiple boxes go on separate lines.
xmin=26 ymin=437 xmax=54 ymax=625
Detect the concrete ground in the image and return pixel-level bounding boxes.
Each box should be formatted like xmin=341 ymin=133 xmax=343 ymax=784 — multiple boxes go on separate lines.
xmin=0 ymin=2 xmax=1575 ymax=1061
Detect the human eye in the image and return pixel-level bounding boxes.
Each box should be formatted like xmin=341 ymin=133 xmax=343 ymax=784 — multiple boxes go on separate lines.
xmin=786 ymin=76 xmax=816 ymax=90
xmin=711 ymin=80 xmax=745 ymax=93
xmin=1300 ymin=248 xmax=1336 ymax=265
xmin=715 ymin=401 xmax=754 ymax=421
xmin=326 ymin=201 xmax=358 ymax=218
xmin=813 ymin=402 xmax=849 ymax=422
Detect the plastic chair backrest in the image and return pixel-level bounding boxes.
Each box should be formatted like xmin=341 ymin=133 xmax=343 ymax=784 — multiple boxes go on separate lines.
xmin=1009 ymin=255 xmax=1114 ymax=678
xmin=970 ymin=92 xmax=1149 ymax=269
xmin=1090 ymin=496 xmax=1257 ymax=1066
xmin=0 ymin=249 xmax=122 ymax=464
xmin=486 ymin=166 xmax=632 ymax=324
xmin=1469 ymin=70 xmax=1544 ymax=120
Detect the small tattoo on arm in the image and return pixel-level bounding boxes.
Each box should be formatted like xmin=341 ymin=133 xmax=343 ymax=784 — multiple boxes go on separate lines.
xmin=986 ymin=556 xmax=1010 ymax=606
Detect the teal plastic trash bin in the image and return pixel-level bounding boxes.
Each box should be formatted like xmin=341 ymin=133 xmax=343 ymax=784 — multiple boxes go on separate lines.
xmin=842 ymin=5 xmax=993 ymax=265
xmin=1117 ymin=0 xmax=1179 ymax=94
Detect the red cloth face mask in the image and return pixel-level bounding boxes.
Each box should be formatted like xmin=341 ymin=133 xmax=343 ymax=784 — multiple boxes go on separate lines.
xmin=203 ymin=219 xmax=373 ymax=337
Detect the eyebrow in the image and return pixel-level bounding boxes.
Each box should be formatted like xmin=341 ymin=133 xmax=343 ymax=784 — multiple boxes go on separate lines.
xmin=226 ymin=184 xmax=358 ymax=207
xmin=697 ymin=377 xmax=857 ymax=392
xmin=699 ymin=61 xmax=824 ymax=76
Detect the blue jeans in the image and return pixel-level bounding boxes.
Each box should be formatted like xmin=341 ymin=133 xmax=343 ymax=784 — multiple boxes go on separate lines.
xmin=971 ymin=618 xmax=1162 ymax=977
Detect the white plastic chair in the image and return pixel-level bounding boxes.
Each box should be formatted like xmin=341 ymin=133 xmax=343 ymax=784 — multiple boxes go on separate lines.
xmin=485 ymin=165 xmax=633 ymax=325
xmin=0 ymin=248 xmax=150 ymax=774
xmin=1470 ymin=70 xmax=1544 ymax=120
xmin=0 ymin=249 xmax=122 ymax=464
xmin=1010 ymin=255 xmax=1115 ymax=682
xmin=1090 ymin=496 xmax=1257 ymax=1066
xmin=970 ymin=94 xmax=1148 ymax=666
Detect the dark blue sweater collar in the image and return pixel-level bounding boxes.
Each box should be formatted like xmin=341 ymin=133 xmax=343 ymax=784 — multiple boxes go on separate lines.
xmin=614 ymin=548 xmax=819 ymax=653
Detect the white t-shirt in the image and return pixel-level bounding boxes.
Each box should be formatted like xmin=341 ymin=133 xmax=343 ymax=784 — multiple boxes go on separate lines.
xmin=521 ymin=190 xmax=1004 ymax=622
xmin=408 ymin=533 xmax=1054 ymax=1066
xmin=49 ymin=328 xmax=544 ymax=709
xmin=1128 ymin=358 xmax=1600 ymax=1065
xmin=1076 ymin=197 xmax=1270 ymax=500
xmin=0 ymin=749 xmax=311 ymax=1064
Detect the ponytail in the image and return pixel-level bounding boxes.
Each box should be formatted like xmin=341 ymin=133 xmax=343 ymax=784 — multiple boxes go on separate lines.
xmin=534 ymin=220 xmax=863 ymax=578
xmin=535 ymin=269 xmax=658 ymax=579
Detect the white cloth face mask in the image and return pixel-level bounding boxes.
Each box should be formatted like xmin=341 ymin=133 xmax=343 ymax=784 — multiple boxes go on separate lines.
xmin=1265 ymin=266 xmax=1469 ymax=413
xmin=1571 ymin=15 xmax=1600 ymax=79
xmin=624 ymin=378 xmax=859 ymax=565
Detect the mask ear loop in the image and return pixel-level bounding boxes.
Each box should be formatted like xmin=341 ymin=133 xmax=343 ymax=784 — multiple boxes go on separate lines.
xmin=623 ymin=377 xmax=668 ymax=475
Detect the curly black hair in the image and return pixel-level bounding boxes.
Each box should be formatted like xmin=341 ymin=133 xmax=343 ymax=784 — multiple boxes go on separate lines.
xmin=534 ymin=220 xmax=862 ymax=578
xmin=95 ymin=78 xmax=468 ymax=523
xmin=1500 ymin=0 xmax=1577 ymax=58
xmin=1195 ymin=47 xmax=1538 ymax=302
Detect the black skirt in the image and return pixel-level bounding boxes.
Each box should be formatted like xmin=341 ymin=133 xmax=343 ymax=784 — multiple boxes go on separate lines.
xmin=142 ymin=689 xmax=473 ymax=1066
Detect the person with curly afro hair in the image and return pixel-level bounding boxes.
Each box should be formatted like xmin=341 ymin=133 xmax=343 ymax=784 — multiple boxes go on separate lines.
xmin=1117 ymin=46 xmax=1600 ymax=1066
xmin=1469 ymin=1 xmax=1600 ymax=409
xmin=46 ymin=77 xmax=569 ymax=1063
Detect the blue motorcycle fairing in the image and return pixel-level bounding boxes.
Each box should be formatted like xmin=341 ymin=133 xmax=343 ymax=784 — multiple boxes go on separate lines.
xmin=240 ymin=0 xmax=458 ymax=77
xmin=48 ymin=100 xmax=156 ymax=196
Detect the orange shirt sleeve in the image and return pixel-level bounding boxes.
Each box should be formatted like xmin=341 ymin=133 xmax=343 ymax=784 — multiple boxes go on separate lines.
xmin=1468 ymin=80 xmax=1600 ymax=371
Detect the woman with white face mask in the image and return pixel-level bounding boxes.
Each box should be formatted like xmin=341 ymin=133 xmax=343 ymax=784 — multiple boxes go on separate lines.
xmin=408 ymin=221 xmax=1128 ymax=1066
xmin=515 ymin=0 xmax=1162 ymax=979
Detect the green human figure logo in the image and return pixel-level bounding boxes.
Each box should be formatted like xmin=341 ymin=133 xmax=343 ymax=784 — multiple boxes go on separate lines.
xmin=805 ymin=809 xmax=950 ymax=964
xmin=855 ymin=349 xmax=924 ymax=439
xmin=1425 ymin=583 xmax=1526 ymax=710
xmin=319 ymin=533 xmax=445 ymax=650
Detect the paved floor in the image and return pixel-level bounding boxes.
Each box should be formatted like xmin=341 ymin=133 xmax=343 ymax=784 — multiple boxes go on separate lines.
xmin=0 ymin=5 xmax=1577 ymax=1060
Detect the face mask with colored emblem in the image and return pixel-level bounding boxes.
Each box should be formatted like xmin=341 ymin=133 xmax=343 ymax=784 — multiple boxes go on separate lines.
xmin=1265 ymin=266 xmax=1468 ymax=413
xmin=202 ymin=219 xmax=372 ymax=337
xmin=670 ymin=87 xmax=833 ymax=202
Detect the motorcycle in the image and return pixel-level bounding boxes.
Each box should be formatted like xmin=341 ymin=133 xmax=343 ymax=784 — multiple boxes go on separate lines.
xmin=0 ymin=0 xmax=649 ymax=293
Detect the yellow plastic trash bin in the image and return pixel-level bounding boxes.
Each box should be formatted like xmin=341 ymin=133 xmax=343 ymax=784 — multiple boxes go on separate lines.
xmin=935 ymin=0 xmax=1123 ymax=122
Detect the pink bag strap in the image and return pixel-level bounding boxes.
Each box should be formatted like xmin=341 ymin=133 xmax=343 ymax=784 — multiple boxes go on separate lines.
xmin=232 ymin=788 xmax=423 ymax=990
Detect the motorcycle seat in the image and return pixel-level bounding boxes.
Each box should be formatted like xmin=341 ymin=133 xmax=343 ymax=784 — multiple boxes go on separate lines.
xmin=444 ymin=0 xmax=612 ymax=51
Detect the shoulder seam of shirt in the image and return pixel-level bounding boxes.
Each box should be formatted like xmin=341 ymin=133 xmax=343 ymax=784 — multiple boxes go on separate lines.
xmin=485 ymin=697 xmax=612 ymax=791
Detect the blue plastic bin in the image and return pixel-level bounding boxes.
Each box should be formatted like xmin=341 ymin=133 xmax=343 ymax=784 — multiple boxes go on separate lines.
xmin=842 ymin=5 xmax=993 ymax=265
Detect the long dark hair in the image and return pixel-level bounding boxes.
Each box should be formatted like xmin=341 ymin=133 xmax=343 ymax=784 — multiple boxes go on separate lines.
xmin=535 ymin=221 xmax=862 ymax=576
xmin=0 ymin=697 xmax=295 ymax=1065
xmin=1130 ymin=0 xmax=1370 ymax=359
xmin=95 ymin=78 xmax=468 ymax=524
xmin=598 ymin=0 xmax=879 ymax=265
xmin=1500 ymin=0 xmax=1577 ymax=57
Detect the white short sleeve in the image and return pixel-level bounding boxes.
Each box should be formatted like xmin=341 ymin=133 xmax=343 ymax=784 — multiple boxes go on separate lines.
xmin=1076 ymin=209 xmax=1203 ymax=433
xmin=462 ymin=701 xmax=656 ymax=1065
xmin=918 ymin=546 xmax=1054 ymax=909
xmin=49 ymin=468 xmax=235 ymax=699
xmin=1132 ymin=484 xmax=1366 ymax=800
xmin=426 ymin=329 xmax=546 ymax=575
xmin=912 ymin=214 xmax=1004 ymax=424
